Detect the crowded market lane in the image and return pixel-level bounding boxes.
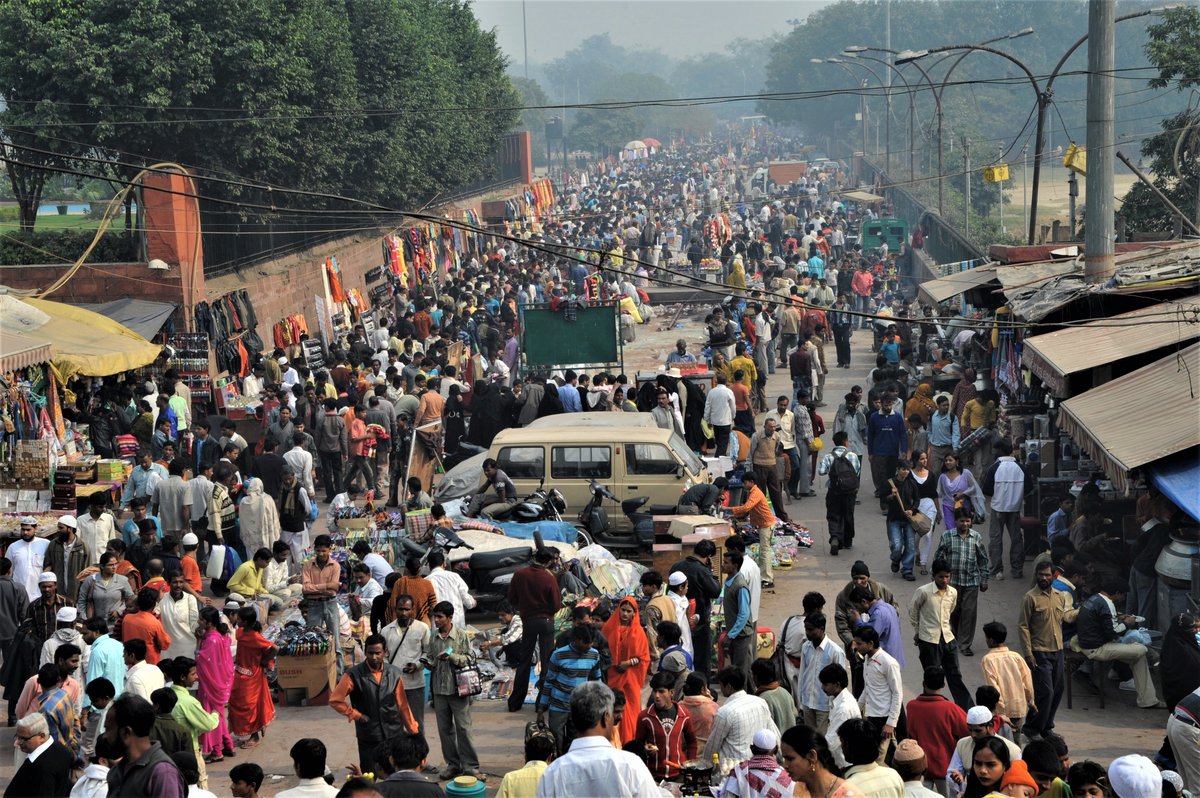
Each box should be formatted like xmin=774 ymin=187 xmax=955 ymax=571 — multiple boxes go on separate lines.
xmin=56 ymin=306 xmax=1159 ymax=796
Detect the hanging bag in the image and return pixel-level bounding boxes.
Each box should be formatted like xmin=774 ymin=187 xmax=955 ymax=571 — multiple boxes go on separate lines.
xmin=889 ymin=478 xmax=932 ymax=535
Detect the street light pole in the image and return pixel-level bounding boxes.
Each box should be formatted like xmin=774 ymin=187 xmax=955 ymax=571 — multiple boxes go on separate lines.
xmin=899 ymin=37 xmax=1041 ymax=243
xmin=842 ymin=51 xmax=910 ymax=178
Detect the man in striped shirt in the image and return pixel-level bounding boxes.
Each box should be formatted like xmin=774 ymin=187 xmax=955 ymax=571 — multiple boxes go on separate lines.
xmin=537 ymin=624 xmax=602 ymax=755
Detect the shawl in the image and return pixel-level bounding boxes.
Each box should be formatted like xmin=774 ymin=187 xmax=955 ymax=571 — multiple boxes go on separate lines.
xmin=238 ymin=479 xmax=280 ymax=557
xmin=905 ymin=383 xmax=938 ymax=424
xmin=602 ymin=597 xmax=651 ymax=744
xmin=1162 ymin=613 xmax=1200 ymax=709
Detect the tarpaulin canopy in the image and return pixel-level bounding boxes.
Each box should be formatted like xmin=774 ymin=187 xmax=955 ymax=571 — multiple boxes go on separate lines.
xmin=1023 ymin=299 xmax=1200 ymax=396
xmin=0 ymin=294 xmax=161 ymax=380
xmin=917 ymin=266 xmax=997 ymax=305
xmin=1146 ymin=449 xmax=1200 ymax=523
xmin=79 ymin=298 xmax=175 ymax=341
xmin=0 ymin=331 xmax=52 ymax=373
xmin=840 ymin=189 xmax=887 ymax=203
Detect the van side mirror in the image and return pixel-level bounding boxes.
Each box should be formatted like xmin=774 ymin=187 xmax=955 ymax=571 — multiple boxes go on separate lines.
xmin=675 ymin=465 xmax=685 ymax=479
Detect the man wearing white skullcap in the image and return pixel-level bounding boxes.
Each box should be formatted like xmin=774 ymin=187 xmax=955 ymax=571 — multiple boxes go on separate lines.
xmin=666 ymin=570 xmax=694 ymax=656
xmin=8 ymin=516 xmax=49 ymax=601
xmin=41 ymin=606 xmax=89 ymax=694
xmin=28 ymin=571 xmax=68 ymax=649
xmin=720 ymin=727 xmax=794 ymax=798
xmin=1108 ymin=754 xmax=1161 ymax=797
xmin=946 ymin=706 xmax=1022 ymax=790
xmin=45 ymin=515 xmax=88 ymax=601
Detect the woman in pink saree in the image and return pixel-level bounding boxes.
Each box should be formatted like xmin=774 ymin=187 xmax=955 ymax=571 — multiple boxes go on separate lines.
xmin=195 ymin=605 xmax=234 ymax=762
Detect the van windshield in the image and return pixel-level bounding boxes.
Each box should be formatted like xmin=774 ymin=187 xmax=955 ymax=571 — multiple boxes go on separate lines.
xmin=668 ymin=434 xmax=704 ymax=475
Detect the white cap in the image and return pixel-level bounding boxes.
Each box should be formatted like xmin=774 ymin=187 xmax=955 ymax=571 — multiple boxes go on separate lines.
xmin=751 ymin=729 xmax=778 ymax=750
xmin=277 ymin=356 xmax=288 ymax=365
xmin=18 ymin=516 xmax=37 ymax=526
xmin=965 ymin=706 xmax=993 ymax=725
xmin=38 ymin=572 xmax=57 ymax=584
xmin=56 ymin=607 xmax=77 ymax=623
xmin=57 ymin=515 xmax=77 ymax=529
xmin=224 ymin=600 xmax=242 ymax=611
xmin=1107 ymin=754 xmax=1161 ymax=798
xmin=181 ymin=533 xmax=199 ymax=546
xmin=668 ymin=572 xmax=688 ymax=587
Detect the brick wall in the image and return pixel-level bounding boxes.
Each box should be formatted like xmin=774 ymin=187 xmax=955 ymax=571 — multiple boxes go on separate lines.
xmin=204 ymin=234 xmax=385 ymax=344
xmin=0 ymin=261 xmax=181 ymax=307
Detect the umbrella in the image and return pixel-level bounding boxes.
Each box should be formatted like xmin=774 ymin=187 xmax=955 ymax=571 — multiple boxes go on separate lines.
xmin=623 ymin=140 xmax=647 ymax=151
xmin=643 ymin=137 xmax=661 ymax=148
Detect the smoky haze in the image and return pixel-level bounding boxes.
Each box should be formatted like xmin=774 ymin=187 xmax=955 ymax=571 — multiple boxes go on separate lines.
xmin=472 ymin=0 xmax=834 ymax=65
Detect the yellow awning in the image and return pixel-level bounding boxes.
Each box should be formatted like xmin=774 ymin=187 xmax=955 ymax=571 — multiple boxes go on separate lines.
xmin=0 ymin=295 xmax=161 ymax=379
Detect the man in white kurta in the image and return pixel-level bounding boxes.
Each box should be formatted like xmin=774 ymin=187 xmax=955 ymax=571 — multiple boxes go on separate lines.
xmin=158 ymin=574 xmax=200 ymax=659
xmin=8 ymin=517 xmax=50 ymax=601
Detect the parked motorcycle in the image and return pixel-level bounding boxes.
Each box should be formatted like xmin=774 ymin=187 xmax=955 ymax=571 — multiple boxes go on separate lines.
xmin=399 ymin=525 xmax=547 ymax=610
xmin=576 ymin=480 xmax=675 ymax=554
xmin=483 ymin=484 xmax=568 ymax=524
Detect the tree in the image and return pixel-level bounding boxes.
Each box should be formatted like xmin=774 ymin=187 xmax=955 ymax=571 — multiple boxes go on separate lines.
xmin=1121 ymin=6 xmax=1200 ymax=234
xmin=0 ymin=0 xmax=519 ymax=242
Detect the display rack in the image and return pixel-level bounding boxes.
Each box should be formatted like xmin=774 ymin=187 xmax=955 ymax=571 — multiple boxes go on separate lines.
xmin=163 ymin=332 xmax=213 ymax=412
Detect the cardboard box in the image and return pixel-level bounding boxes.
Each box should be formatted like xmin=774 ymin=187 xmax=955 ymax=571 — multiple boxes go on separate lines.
xmin=666 ymin=515 xmax=732 ymax=541
xmin=275 ymin=647 xmax=336 ymax=699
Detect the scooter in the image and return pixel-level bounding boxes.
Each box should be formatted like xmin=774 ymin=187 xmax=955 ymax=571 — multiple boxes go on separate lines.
xmin=575 ymin=480 xmax=676 ymax=554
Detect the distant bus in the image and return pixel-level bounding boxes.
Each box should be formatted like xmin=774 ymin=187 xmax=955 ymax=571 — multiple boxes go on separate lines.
xmin=861 ymin=217 xmax=909 ymax=252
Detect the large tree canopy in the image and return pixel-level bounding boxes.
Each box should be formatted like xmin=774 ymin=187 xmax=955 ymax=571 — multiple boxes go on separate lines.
xmin=0 ymin=0 xmax=519 ymax=232
xmin=1121 ymin=5 xmax=1200 ymax=234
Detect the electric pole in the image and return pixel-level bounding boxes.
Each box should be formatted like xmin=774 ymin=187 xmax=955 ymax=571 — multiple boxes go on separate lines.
xmin=964 ymin=136 xmax=971 ymax=238
xmin=1085 ymin=0 xmax=1115 ymax=283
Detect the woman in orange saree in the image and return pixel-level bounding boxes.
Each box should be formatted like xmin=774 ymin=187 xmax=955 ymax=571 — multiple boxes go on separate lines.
xmin=601 ymin=596 xmax=651 ymax=745
xmin=228 ymin=606 xmax=277 ymax=748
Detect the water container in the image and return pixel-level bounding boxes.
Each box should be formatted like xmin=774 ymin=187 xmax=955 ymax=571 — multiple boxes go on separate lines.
xmin=445 ymin=775 xmax=487 ymax=797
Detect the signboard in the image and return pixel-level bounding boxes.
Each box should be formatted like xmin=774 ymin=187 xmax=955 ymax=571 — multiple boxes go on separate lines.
xmin=315 ymin=295 xmax=332 ymax=346
xmin=361 ymin=309 xmax=378 ymax=336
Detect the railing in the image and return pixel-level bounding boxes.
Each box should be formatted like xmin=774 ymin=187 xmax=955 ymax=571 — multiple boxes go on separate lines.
xmin=864 ymin=156 xmax=985 ymax=266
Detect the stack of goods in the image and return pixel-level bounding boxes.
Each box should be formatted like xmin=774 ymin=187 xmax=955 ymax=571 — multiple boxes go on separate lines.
xmin=13 ymin=440 xmax=51 ymax=490
xmin=269 ymin=624 xmax=332 ymax=656
xmin=94 ymin=459 xmax=126 ymax=482
xmin=700 ymin=258 xmax=722 ymax=272
xmin=114 ymin=434 xmax=139 ymax=459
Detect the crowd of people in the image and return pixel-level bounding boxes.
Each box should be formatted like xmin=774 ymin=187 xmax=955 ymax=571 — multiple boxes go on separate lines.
xmin=0 ymin=134 xmax=1188 ymax=798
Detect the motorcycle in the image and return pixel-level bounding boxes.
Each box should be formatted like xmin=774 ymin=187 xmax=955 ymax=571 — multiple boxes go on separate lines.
xmin=482 ymin=483 xmax=568 ymax=524
xmin=399 ymin=525 xmax=547 ymax=610
xmin=575 ymin=480 xmax=676 ymax=555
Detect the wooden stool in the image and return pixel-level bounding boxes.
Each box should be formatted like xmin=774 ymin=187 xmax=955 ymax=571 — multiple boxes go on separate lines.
xmin=1064 ymin=649 xmax=1106 ymax=708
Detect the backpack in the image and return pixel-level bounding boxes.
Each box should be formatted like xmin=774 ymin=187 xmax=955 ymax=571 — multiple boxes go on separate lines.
xmin=829 ymin=451 xmax=860 ymax=494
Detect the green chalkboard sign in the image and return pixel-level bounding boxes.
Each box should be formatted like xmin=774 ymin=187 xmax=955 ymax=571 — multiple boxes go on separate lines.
xmin=520 ymin=301 xmax=623 ymax=370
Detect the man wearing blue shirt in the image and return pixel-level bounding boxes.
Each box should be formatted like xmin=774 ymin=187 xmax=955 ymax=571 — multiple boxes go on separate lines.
xmin=558 ymin=371 xmax=582 ymax=413
xmin=1046 ymin=496 xmax=1074 ymax=543
xmin=121 ymin=452 xmax=168 ymax=510
xmin=849 ymin=585 xmax=906 ymax=668
xmin=866 ymin=391 xmax=908 ymax=512
xmin=536 ymin=624 xmax=602 ymax=754
xmin=927 ymin=395 xmax=960 ymax=473
xmin=722 ymin=550 xmax=755 ymax=685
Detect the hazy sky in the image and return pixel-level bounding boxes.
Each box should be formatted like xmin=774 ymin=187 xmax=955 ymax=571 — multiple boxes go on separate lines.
xmin=472 ymin=0 xmax=835 ymax=65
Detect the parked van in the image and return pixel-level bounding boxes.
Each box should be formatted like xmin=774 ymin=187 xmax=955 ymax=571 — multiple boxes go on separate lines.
xmin=527 ymin=412 xmax=657 ymax=429
xmin=487 ymin=425 xmax=710 ymax=532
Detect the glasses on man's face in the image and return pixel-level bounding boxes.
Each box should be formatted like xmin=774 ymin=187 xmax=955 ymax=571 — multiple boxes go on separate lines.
xmin=16 ymin=734 xmax=38 ymax=742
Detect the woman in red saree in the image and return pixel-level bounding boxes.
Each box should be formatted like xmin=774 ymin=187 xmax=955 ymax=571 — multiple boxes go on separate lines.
xmin=602 ymin=596 xmax=651 ymax=745
xmin=195 ymin=605 xmax=234 ymax=762
xmin=228 ymin=606 xmax=277 ymax=748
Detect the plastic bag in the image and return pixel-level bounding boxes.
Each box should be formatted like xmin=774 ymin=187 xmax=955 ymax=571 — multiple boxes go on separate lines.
xmin=1120 ymin=628 xmax=1152 ymax=646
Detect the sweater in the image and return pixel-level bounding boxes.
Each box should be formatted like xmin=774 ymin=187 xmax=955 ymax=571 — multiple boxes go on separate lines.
xmin=867 ymin=410 xmax=908 ymax=457
xmin=505 ymin=565 xmax=562 ymax=621
xmin=904 ymin=694 xmax=967 ymax=779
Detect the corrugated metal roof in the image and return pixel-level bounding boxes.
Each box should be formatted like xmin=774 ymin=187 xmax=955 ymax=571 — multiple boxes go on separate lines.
xmin=1006 ymin=241 xmax=1200 ymax=321
xmin=1058 ymin=342 xmax=1200 ymax=490
xmin=1023 ymin=300 xmax=1200 ymax=396
xmin=917 ymin=265 xmax=997 ymax=304
xmin=992 ymin=259 xmax=1079 ymax=291
xmin=0 ymin=331 xmax=52 ymax=373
